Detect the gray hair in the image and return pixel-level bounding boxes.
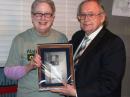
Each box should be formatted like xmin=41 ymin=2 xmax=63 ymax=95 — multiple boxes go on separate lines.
xmin=77 ymin=0 xmax=104 ymax=15
xmin=31 ymin=0 xmax=55 ymax=15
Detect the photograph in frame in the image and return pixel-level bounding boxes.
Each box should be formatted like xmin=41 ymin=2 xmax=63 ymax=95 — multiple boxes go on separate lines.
xmin=37 ymin=43 xmax=74 ymax=91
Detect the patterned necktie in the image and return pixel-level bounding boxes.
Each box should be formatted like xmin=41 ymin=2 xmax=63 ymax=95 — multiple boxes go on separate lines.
xmin=74 ymin=36 xmax=89 ymax=65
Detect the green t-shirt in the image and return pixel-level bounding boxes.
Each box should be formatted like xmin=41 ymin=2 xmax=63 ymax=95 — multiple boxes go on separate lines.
xmin=5 ymin=28 xmax=68 ymax=97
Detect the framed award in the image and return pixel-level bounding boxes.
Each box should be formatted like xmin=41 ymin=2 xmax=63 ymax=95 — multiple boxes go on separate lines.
xmin=37 ymin=43 xmax=74 ymax=91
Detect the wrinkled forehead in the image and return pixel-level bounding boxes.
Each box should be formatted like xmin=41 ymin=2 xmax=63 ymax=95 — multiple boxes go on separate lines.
xmin=81 ymin=1 xmax=102 ymax=13
xmin=34 ymin=2 xmax=53 ymax=13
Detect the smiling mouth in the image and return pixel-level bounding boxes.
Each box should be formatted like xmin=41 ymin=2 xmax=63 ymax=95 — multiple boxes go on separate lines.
xmin=39 ymin=21 xmax=48 ymax=25
xmin=83 ymin=23 xmax=91 ymax=26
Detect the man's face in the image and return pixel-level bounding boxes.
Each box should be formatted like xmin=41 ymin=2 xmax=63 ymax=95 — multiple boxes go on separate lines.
xmin=31 ymin=2 xmax=54 ymax=35
xmin=78 ymin=1 xmax=105 ymax=35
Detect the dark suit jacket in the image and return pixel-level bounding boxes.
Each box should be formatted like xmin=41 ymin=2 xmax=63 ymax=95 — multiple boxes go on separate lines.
xmin=69 ymin=27 xmax=126 ymax=97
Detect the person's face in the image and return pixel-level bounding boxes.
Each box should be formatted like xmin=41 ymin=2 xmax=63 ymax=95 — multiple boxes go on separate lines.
xmin=31 ymin=2 xmax=55 ymax=35
xmin=78 ymin=1 xmax=105 ymax=35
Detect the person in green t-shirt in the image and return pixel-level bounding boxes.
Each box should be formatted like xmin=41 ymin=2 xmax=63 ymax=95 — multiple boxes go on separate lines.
xmin=4 ymin=0 xmax=68 ymax=97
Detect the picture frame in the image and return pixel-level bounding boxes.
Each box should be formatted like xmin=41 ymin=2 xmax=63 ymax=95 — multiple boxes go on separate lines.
xmin=37 ymin=43 xmax=74 ymax=91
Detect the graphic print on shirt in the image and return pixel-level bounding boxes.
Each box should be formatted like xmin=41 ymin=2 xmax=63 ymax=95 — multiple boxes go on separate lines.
xmin=27 ymin=49 xmax=35 ymax=61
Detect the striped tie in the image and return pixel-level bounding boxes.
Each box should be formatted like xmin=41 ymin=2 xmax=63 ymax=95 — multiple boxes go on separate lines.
xmin=74 ymin=36 xmax=89 ymax=65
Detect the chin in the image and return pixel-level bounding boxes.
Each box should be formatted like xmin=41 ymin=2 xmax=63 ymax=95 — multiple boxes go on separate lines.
xmin=39 ymin=28 xmax=50 ymax=33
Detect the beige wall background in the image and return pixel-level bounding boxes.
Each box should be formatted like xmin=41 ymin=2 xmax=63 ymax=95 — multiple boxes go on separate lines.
xmin=101 ymin=0 xmax=130 ymax=97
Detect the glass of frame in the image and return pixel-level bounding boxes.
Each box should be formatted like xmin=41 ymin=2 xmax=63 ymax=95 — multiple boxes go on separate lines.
xmin=37 ymin=43 xmax=74 ymax=91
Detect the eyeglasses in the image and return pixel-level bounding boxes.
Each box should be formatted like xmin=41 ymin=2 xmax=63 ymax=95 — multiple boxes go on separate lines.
xmin=32 ymin=12 xmax=53 ymax=20
xmin=78 ymin=12 xmax=103 ymax=20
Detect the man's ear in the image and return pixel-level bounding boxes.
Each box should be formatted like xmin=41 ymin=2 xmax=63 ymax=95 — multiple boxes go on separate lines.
xmin=52 ymin=15 xmax=55 ymax=22
xmin=101 ymin=13 xmax=106 ymax=24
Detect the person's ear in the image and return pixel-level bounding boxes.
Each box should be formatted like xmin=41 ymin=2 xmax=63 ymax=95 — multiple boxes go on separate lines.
xmin=101 ymin=13 xmax=106 ymax=24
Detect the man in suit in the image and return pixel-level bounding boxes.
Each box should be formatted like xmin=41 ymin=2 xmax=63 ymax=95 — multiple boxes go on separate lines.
xmin=51 ymin=0 xmax=126 ymax=97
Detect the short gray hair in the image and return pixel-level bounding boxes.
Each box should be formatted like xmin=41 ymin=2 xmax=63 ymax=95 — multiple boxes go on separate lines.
xmin=77 ymin=0 xmax=104 ymax=16
xmin=31 ymin=0 xmax=55 ymax=15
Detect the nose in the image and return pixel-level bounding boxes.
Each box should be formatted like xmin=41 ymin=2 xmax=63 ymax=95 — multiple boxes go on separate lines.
xmin=40 ymin=15 xmax=47 ymax=20
xmin=84 ymin=15 xmax=91 ymax=21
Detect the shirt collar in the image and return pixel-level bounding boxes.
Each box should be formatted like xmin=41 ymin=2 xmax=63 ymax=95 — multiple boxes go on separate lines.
xmin=85 ymin=25 xmax=103 ymax=40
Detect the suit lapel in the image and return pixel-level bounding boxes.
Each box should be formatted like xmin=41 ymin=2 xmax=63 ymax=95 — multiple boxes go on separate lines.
xmin=77 ymin=28 xmax=107 ymax=65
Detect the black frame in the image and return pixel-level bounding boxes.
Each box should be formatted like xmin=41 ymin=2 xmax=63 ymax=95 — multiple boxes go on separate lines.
xmin=37 ymin=43 xmax=74 ymax=91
